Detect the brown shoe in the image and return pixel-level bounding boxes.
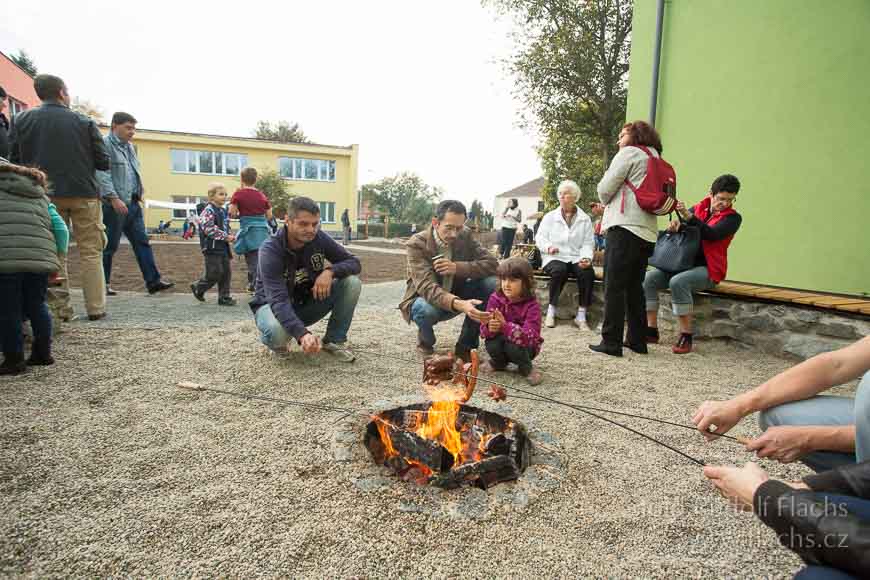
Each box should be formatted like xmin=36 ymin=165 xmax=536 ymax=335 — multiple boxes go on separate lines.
xmin=88 ymin=312 xmax=107 ymax=321
xmin=526 ymin=368 xmax=543 ymax=386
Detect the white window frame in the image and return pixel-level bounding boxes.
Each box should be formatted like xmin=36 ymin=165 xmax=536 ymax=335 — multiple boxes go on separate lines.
xmin=278 ymin=156 xmax=336 ymax=182
xmin=170 ymin=149 xmax=248 ymax=176
xmin=318 ymin=201 xmax=336 ymax=224
xmin=8 ymin=98 xmax=27 ymax=117
xmin=170 ymin=195 xmax=209 ymax=219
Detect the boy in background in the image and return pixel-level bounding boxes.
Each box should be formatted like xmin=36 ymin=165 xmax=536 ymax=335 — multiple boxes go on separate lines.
xmin=191 ymin=183 xmax=236 ymax=306
xmin=228 ymin=167 xmax=272 ymax=293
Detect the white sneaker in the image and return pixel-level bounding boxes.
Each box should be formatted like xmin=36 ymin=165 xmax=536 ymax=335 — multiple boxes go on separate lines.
xmin=574 ymin=310 xmax=586 ymax=328
xmin=545 ymin=312 xmax=556 ymax=328
xmin=322 ymin=342 xmax=356 ymax=363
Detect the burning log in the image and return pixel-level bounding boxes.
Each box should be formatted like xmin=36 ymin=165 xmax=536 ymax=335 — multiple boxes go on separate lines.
xmin=430 ymin=455 xmax=519 ymax=490
xmin=379 ymin=421 xmax=455 ymax=473
xmin=365 ymin=403 xmax=530 ymax=490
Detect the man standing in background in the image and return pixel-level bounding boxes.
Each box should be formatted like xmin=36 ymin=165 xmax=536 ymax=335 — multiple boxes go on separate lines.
xmin=8 ymin=74 xmax=110 ymax=320
xmin=97 ymin=111 xmax=173 ymax=296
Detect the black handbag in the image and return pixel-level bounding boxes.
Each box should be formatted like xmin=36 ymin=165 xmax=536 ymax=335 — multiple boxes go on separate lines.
xmin=648 ymin=218 xmax=700 ymax=273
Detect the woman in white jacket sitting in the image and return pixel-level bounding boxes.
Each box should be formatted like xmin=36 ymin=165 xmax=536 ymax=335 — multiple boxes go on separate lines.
xmin=535 ymin=180 xmax=595 ymax=329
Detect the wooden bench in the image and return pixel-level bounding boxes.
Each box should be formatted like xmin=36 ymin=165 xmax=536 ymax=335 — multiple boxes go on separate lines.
xmin=708 ymin=281 xmax=870 ymax=316
xmin=532 ymin=267 xmax=868 ymax=317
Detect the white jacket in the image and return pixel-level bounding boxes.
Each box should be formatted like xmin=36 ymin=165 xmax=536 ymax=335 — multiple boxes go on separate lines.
xmin=534 ymin=207 xmax=595 ymax=268
xmin=597 ymin=146 xmax=658 ymax=243
xmin=501 ymin=206 xmax=522 ymax=229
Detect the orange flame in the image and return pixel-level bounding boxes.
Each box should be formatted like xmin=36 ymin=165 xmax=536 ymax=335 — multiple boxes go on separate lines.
xmin=376 ymin=382 xmax=492 ymax=477
xmin=374 ymin=417 xmax=398 ymax=458
xmin=416 ymin=394 xmax=463 ymax=464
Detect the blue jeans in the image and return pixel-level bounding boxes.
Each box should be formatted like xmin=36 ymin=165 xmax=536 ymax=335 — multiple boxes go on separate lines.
xmin=255 ymin=275 xmax=361 ymax=350
xmin=410 ymin=276 xmax=497 ymax=350
xmin=643 ymin=266 xmax=716 ymax=316
xmin=759 ymin=372 xmax=870 ymax=472
xmin=0 ymin=273 xmax=51 ymax=356
xmin=791 ymin=493 xmax=870 ymax=580
xmin=103 ymin=200 xmax=161 ymax=287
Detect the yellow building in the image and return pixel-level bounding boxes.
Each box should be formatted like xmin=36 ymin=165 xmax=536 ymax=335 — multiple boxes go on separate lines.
xmin=102 ymin=127 xmax=359 ymax=231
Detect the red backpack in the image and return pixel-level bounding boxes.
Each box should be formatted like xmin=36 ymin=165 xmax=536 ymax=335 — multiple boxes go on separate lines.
xmin=621 ymin=146 xmax=677 ymax=216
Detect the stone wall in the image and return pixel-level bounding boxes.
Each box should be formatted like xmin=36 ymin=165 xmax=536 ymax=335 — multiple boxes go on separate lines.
xmin=535 ymin=276 xmax=870 ymax=360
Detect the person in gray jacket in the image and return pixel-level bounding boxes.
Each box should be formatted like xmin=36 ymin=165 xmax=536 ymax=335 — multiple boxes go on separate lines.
xmin=0 ymin=162 xmax=64 ymax=374
xmin=97 ymin=112 xmax=173 ymax=295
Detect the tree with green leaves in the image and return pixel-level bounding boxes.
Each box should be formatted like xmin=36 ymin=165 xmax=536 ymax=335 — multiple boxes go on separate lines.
xmin=360 ymin=172 xmax=442 ymax=225
xmin=10 ymin=50 xmax=37 ymax=77
xmin=254 ymin=120 xmax=311 ymax=144
xmin=484 ymin=0 xmax=632 ymax=204
xmin=538 ymin=126 xmax=604 ymax=212
xmin=255 ymin=168 xmax=293 ymax=214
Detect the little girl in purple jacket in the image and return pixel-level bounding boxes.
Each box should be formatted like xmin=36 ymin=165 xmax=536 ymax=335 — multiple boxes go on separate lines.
xmin=480 ymin=257 xmax=544 ymax=385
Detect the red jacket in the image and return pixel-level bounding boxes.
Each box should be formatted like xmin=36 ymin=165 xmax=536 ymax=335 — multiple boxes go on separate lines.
xmin=692 ymin=197 xmax=739 ymax=283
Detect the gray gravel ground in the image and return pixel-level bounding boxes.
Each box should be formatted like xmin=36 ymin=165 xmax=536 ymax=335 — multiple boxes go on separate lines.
xmin=1 ymin=282 xmax=860 ymax=578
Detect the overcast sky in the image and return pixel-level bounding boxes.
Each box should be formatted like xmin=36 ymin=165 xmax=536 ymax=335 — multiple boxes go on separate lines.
xmin=1 ymin=0 xmax=542 ymax=210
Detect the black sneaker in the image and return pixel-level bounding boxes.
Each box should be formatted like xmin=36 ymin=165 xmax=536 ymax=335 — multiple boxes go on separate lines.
xmin=0 ymin=353 xmax=27 ymax=375
xmin=27 ymin=353 xmax=55 ymax=366
xmin=588 ymin=343 xmax=623 ymax=357
xmin=622 ymin=341 xmax=649 ymax=354
xmin=218 ymin=297 xmax=238 ymax=306
xmin=190 ymin=284 xmax=205 ymax=302
xmin=148 ymin=280 xmax=175 ymax=294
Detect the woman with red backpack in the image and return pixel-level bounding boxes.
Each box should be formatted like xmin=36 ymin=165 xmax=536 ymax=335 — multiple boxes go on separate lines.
xmin=589 ymin=121 xmax=664 ymax=357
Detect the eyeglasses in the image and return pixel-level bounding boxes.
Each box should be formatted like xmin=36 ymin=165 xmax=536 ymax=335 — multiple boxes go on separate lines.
xmin=713 ymin=195 xmax=736 ymax=206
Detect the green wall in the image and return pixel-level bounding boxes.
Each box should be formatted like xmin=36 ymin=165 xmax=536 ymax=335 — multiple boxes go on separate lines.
xmin=627 ymin=0 xmax=870 ymax=296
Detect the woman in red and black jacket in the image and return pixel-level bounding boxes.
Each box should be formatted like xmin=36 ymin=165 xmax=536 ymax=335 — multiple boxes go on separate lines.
xmin=644 ymin=174 xmax=742 ymax=354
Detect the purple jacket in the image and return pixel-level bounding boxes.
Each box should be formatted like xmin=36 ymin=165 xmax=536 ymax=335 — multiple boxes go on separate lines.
xmin=480 ymin=292 xmax=543 ymax=354
xmin=250 ymin=227 xmax=361 ymax=341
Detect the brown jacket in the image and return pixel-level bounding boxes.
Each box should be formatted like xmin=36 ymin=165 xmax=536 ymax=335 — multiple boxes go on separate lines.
xmin=399 ymin=226 xmax=498 ymax=322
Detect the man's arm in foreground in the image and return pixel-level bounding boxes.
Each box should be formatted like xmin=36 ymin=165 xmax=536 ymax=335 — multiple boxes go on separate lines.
xmin=694 ymin=336 xmax=870 ymax=442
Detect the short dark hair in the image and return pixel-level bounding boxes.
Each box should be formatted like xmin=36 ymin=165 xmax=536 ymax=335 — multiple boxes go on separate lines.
xmin=287 ymin=196 xmax=320 ymax=219
xmin=34 ymin=74 xmax=66 ymax=101
xmin=435 ymin=200 xmax=466 ymax=221
xmin=0 ymin=86 xmax=6 ymax=99
xmin=622 ymin=120 xmax=663 ymax=153
xmin=240 ymin=167 xmax=257 ymax=186
xmin=496 ymin=257 xmax=536 ymax=299
xmin=710 ymin=174 xmax=741 ymax=195
xmin=111 ymin=111 xmax=137 ymax=126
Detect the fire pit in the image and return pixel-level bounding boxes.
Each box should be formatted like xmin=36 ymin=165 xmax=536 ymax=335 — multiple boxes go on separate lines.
xmin=364 ymin=401 xmax=531 ymax=489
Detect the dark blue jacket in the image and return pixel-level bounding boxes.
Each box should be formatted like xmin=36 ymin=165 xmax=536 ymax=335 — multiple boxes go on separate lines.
xmin=250 ymin=227 xmax=361 ymax=341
